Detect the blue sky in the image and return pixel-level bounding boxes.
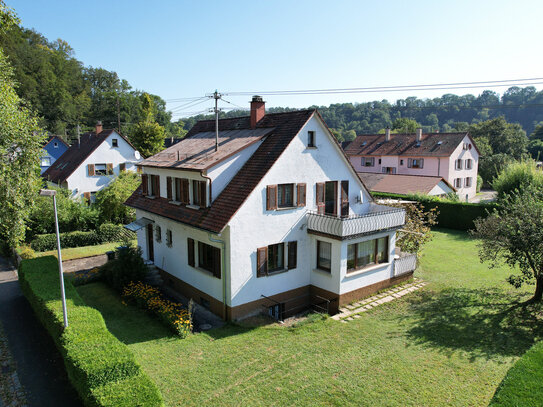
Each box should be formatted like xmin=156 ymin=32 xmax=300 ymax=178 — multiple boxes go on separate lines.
xmin=6 ymin=0 xmax=543 ymax=118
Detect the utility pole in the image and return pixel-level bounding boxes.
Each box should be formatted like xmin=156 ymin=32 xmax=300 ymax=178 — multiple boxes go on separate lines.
xmin=116 ymin=95 xmax=121 ymax=133
xmin=212 ymin=90 xmax=222 ymax=152
xmin=76 ymin=123 xmax=81 ymax=148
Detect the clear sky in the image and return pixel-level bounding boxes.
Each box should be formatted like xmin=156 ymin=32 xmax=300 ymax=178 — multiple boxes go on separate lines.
xmin=6 ymin=0 xmax=543 ymax=118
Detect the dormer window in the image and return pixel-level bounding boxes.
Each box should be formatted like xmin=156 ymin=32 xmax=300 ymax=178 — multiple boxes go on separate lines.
xmin=112 ymin=138 xmax=118 ymax=147
xmin=308 ymin=131 xmax=316 ymax=148
xmin=192 ymin=180 xmax=207 ymax=207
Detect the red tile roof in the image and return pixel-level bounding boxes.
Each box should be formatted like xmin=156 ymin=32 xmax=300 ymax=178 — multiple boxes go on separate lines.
xmin=357 ymin=173 xmax=455 ymax=195
xmin=42 ymin=129 xmax=134 ymax=184
xmin=125 ymin=109 xmax=315 ymax=233
xmin=344 ymin=132 xmax=478 ymax=157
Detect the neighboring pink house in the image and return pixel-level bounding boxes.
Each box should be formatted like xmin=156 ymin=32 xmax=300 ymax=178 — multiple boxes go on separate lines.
xmin=344 ymin=129 xmax=480 ymax=199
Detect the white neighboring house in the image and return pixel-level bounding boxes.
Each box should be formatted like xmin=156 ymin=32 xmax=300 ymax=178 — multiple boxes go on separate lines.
xmin=125 ymin=97 xmax=416 ymax=321
xmin=42 ymin=122 xmax=143 ymax=202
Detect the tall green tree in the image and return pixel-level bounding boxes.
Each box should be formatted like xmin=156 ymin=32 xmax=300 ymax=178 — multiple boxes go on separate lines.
xmin=130 ymin=93 xmax=166 ymax=157
xmin=472 ymin=187 xmax=543 ymax=302
xmin=95 ymin=171 xmax=140 ymax=224
xmin=0 ymin=2 xmax=45 ymax=248
xmin=391 ymin=117 xmax=420 ymax=133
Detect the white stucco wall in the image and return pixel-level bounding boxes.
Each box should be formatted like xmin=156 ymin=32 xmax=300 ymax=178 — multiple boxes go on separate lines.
xmin=66 ymin=132 xmax=142 ymax=199
xmin=227 ymin=114 xmax=377 ymax=307
xmin=446 ymin=135 xmax=479 ymax=199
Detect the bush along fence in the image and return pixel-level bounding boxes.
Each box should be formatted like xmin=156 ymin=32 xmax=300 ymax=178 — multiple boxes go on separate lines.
xmin=30 ymin=223 xmax=135 ymax=252
xmin=18 ymin=256 xmax=164 ymax=407
xmin=372 ymin=192 xmax=498 ymax=231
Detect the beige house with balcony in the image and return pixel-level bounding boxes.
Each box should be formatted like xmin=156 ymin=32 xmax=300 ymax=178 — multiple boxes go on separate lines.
xmin=125 ymin=97 xmax=416 ymax=321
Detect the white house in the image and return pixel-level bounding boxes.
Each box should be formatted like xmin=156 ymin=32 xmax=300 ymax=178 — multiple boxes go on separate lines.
xmin=42 ymin=122 xmax=143 ymax=202
xmin=125 ymin=97 xmax=416 ymax=321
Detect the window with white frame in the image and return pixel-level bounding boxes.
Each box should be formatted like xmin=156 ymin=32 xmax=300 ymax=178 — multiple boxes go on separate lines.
xmin=362 ymin=157 xmax=375 ymax=167
xmin=454 ymin=178 xmax=463 ymax=188
xmin=95 ymin=163 xmax=107 ymax=176
xmin=317 ymin=240 xmax=332 ymax=272
xmin=465 ymin=159 xmax=473 ymax=169
xmin=112 ymin=138 xmax=118 ymax=147
xmin=347 ymin=237 xmax=388 ymax=272
xmin=277 ymin=184 xmax=294 ymax=208
xmin=465 ymin=177 xmax=472 ymax=187
xmin=41 ymin=157 xmax=51 ymax=166
xmin=455 ymin=159 xmax=463 ymax=170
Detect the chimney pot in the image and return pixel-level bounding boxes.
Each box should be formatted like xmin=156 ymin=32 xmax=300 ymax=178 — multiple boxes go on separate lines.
xmin=250 ymin=95 xmax=265 ymax=129
xmin=416 ymin=128 xmax=422 ymax=142
xmin=95 ymin=121 xmax=103 ymax=135
xmin=385 ymin=127 xmax=391 ymax=141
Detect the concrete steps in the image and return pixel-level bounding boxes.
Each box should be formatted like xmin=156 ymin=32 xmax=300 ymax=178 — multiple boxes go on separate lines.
xmin=144 ymin=263 xmax=163 ymax=287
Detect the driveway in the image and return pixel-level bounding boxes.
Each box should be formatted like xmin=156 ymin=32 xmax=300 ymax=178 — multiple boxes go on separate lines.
xmin=0 ymin=256 xmax=81 ymax=407
xmin=469 ymin=189 xmax=497 ymax=203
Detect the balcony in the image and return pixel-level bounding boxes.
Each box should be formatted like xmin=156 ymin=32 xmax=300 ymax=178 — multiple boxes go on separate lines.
xmin=307 ymin=203 xmax=405 ymax=239
xmin=394 ymin=252 xmax=417 ymax=277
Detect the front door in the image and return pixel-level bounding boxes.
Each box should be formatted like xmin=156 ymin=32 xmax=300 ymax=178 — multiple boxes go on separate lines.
xmin=146 ymin=223 xmax=154 ymax=262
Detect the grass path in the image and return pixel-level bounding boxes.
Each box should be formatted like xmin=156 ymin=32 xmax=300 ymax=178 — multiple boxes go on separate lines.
xmin=77 ymin=229 xmax=543 ymax=406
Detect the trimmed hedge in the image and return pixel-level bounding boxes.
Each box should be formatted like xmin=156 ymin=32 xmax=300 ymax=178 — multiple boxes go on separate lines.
xmin=490 ymin=340 xmax=543 ymax=406
xmin=372 ymin=192 xmax=497 ymax=231
xmin=30 ymin=224 xmax=134 ymax=252
xmin=18 ymin=256 xmax=163 ymax=407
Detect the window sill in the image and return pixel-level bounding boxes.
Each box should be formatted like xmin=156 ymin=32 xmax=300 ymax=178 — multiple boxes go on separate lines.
xmin=266 ymin=268 xmax=289 ymax=277
xmin=306 ymin=146 xmax=317 ymax=149
xmin=276 ymin=206 xmax=298 ymax=211
xmin=312 ymin=268 xmax=332 ymax=276
xmin=145 ymin=195 xmax=156 ymax=199
xmin=169 ymin=200 xmax=183 ymax=206
xmin=345 ymin=262 xmax=389 ymax=277
xmin=191 ymin=265 xmax=220 ymax=279
xmin=186 ymin=204 xmax=201 ymax=210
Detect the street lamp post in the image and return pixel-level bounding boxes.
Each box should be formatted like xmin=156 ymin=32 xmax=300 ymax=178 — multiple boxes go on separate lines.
xmin=39 ymin=189 xmax=68 ymax=328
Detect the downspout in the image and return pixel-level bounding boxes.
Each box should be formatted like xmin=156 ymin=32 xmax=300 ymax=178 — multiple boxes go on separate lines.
xmin=208 ymin=232 xmax=227 ymax=320
xmin=201 ymin=171 xmax=212 ymax=207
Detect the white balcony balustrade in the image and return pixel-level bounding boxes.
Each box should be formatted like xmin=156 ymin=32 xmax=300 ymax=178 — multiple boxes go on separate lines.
xmin=394 ymin=252 xmax=417 ymax=277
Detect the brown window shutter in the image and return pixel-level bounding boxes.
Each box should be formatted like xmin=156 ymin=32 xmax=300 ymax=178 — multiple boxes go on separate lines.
xmin=155 ymin=175 xmax=160 ymax=197
xmin=213 ymin=246 xmax=221 ymax=279
xmin=88 ymin=164 xmax=95 ymax=176
xmin=257 ymin=246 xmax=268 ymax=277
xmin=187 ymin=238 xmax=195 ymax=267
xmin=106 ymin=163 xmax=113 ymax=175
xmin=200 ymin=181 xmax=207 ymax=207
xmin=341 ymin=180 xmax=349 ymax=218
xmin=266 ymin=185 xmax=277 ymax=210
xmin=287 ymin=241 xmax=297 ymax=270
xmin=83 ymin=192 xmax=91 ymax=203
xmin=316 ymin=182 xmax=325 ymax=214
xmin=119 ymin=163 xmax=126 ymax=172
xmin=141 ymin=174 xmax=148 ymax=195
xmin=166 ymin=176 xmax=172 ymax=200
xmin=297 ymin=183 xmax=306 ymax=207
xmin=181 ymin=179 xmax=189 ymax=204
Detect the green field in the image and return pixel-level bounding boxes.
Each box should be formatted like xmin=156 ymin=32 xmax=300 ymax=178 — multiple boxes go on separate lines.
xmin=21 ymin=240 xmax=137 ymax=261
xmin=77 ymin=229 xmax=543 ymax=406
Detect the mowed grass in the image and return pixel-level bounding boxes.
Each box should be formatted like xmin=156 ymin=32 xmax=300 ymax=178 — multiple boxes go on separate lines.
xmin=77 ymin=229 xmax=543 ymax=407
xmin=30 ymin=240 xmax=137 ymax=261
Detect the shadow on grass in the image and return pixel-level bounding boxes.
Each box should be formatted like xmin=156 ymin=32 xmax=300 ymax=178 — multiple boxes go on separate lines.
xmin=403 ymin=287 xmax=543 ymax=360
xmin=76 ymin=282 xmax=175 ymax=345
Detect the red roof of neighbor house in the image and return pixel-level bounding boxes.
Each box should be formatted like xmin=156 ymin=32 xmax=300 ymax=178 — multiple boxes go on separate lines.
xmin=344 ymin=132 xmax=478 ymax=157
xmin=357 ymin=173 xmax=455 ymax=195
xmin=125 ymin=109 xmax=316 ymax=233
xmin=43 ymin=135 xmax=69 ymax=149
xmin=42 ymin=129 xmax=136 ymax=184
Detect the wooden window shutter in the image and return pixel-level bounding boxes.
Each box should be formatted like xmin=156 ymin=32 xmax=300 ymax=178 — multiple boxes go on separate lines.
xmin=407 ymin=158 xmax=413 ymax=168
xmin=83 ymin=192 xmax=91 ymax=203
xmin=166 ymin=177 xmax=172 ymax=200
xmin=181 ymin=178 xmax=189 ymax=204
xmin=88 ymin=164 xmax=95 ymax=176
xmin=199 ymin=181 xmax=207 ymax=207
xmin=420 ymin=158 xmax=424 ymax=169
xmin=266 ymin=185 xmax=277 ymax=210
xmin=257 ymin=246 xmax=268 ymax=277
xmin=341 ymin=180 xmax=349 ymax=218
xmin=187 ymin=238 xmax=195 ymax=267
xmin=213 ymin=247 xmax=221 ymax=279
xmin=287 ymin=241 xmax=297 ymax=270
xmin=106 ymin=163 xmax=113 ymax=175
xmin=141 ymin=174 xmax=148 ymax=195
xmin=316 ymin=182 xmax=325 ymax=214
xmin=119 ymin=163 xmax=126 ymax=172
xmin=154 ymin=175 xmax=160 ymax=197
xmin=297 ymin=183 xmax=306 ymax=207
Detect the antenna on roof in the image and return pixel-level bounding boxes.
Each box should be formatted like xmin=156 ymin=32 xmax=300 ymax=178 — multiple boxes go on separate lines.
xmin=77 ymin=124 xmax=80 ymax=149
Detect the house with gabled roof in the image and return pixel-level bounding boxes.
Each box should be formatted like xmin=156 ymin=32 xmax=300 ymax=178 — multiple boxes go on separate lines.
xmin=344 ymin=129 xmax=480 ymax=199
xmin=40 ymin=135 xmax=69 ymax=174
xmin=125 ymin=97 xmax=416 ymax=321
xmin=357 ymin=173 xmax=456 ymax=197
xmin=42 ymin=122 xmax=143 ymax=202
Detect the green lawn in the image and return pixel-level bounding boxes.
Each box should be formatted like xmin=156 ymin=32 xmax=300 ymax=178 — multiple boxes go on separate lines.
xmin=26 ymin=240 xmax=136 ymax=261
xmin=76 ymin=229 xmax=543 ymax=407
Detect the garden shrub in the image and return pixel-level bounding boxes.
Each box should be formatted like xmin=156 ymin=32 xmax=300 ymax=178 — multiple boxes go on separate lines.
xmin=122 ymin=281 xmax=192 ymax=338
xmin=18 ymin=245 xmax=36 ymax=259
xmin=476 ymin=175 xmax=483 ymax=193
xmin=373 ymin=192 xmax=497 ymax=231
xmin=102 ymin=246 xmax=148 ymax=292
xmin=71 ymin=268 xmax=102 ymax=286
xmin=30 ymin=230 xmax=101 ymax=251
xmin=18 ymin=256 xmax=163 ymax=407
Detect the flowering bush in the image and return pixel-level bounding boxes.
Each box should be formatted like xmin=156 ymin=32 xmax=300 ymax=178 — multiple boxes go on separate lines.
xmin=71 ymin=267 xmax=102 ymax=286
xmin=122 ymin=281 xmax=192 ymax=338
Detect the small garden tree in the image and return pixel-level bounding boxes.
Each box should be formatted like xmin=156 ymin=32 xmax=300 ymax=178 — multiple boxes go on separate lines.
xmin=472 ymin=188 xmax=543 ymax=302
xmin=95 ymin=170 xmax=140 ymax=224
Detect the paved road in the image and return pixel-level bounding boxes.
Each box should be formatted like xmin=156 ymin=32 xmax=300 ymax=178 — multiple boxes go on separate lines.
xmin=0 ymin=256 xmax=81 ymax=407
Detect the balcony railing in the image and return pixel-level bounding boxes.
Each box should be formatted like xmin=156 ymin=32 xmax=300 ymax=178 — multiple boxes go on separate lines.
xmin=394 ymin=252 xmax=417 ymax=277
xmin=307 ymin=204 xmax=405 ymax=239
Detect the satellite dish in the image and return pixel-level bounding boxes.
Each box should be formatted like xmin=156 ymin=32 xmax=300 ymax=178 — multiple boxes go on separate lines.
xmin=134 ymin=151 xmax=141 ymax=160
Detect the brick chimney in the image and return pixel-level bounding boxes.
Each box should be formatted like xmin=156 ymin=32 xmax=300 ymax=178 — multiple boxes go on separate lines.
xmin=250 ymin=96 xmax=265 ymax=129
xmin=95 ymin=121 xmax=103 ymax=135
xmin=385 ymin=127 xmax=391 ymax=142
xmin=416 ymin=128 xmax=422 ymax=142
